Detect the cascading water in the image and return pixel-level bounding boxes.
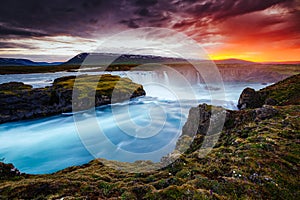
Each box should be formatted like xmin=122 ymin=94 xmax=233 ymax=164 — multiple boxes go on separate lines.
xmin=163 ymin=71 xmax=170 ymax=85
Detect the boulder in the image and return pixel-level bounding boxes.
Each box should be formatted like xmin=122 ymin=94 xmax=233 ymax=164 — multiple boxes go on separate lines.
xmin=237 ymin=87 xmax=264 ymax=109
xmin=254 ymin=105 xmax=278 ymax=121
xmin=0 ymin=162 xmax=21 ymax=180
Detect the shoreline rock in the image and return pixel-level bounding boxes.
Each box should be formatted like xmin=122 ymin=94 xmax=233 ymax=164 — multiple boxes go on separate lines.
xmin=237 ymin=73 xmax=299 ymax=109
xmin=0 ymin=162 xmax=22 ymax=180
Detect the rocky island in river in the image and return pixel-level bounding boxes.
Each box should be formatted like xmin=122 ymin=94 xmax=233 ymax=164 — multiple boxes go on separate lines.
xmin=0 ymin=74 xmax=145 ymax=124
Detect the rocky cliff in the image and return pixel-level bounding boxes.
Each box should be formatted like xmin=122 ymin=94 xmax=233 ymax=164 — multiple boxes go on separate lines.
xmin=0 ymin=74 xmax=145 ymax=124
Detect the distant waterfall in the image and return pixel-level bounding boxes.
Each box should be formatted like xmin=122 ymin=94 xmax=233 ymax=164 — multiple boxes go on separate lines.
xmin=196 ymin=72 xmax=201 ymax=85
xmin=116 ymin=70 xmax=201 ymax=87
xmin=163 ymin=71 xmax=170 ymax=85
xmin=111 ymin=70 xmax=202 ymax=100
xmin=115 ymin=71 xmax=169 ymax=86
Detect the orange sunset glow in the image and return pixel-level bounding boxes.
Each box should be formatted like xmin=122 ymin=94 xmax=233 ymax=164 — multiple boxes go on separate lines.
xmin=209 ymin=47 xmax=300 ymax=62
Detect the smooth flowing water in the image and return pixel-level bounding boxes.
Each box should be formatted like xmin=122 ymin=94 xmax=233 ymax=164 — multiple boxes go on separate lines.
xmin=0 ymin=71 xmax=270 ymax=174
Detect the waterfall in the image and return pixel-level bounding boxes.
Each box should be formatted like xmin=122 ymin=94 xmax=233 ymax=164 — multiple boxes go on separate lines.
xmin=111 ymin=71 xmax=176 ymax=99
xmin=112 ymin=71 xmax=200 ymax=100
xmin=196 ymin=71 xmax=201 ymax=85
xmin=163 ymin=71 xmax=170 ymax=85
xmin=118 ymin=71 xmax=169 ymax=86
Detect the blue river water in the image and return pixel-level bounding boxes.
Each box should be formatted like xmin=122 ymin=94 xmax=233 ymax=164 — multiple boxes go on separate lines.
xmin=0 ymin=71 xmax=270 ymax=174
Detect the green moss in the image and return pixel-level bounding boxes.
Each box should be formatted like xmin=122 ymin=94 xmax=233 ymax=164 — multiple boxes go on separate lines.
xmin=259 ymin=73 xmax=300 ymax=105
xmin=0 ymin=82 xmax=33 ymax=95
xmin=53 ymin=74 xmax=143 ymax=100
xmin=98 ymin=181 xmax=116 ymax=196
xmin=121 ymin=191 xmax=137 ymax=200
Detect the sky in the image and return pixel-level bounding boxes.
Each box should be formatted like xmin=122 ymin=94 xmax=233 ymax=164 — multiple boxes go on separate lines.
xmin=0 ymin=0 xmax=299 ymax=62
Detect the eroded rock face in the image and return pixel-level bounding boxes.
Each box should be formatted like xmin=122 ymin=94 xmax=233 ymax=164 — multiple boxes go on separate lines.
xmin=181 ymin=104 xmax=279 ymax=143
xmin=182 ymin=104 xmax=227 ymax=137
xmin=0 ymin=75 xmax=145 ymax=124
xmin=237 ymin=87 xmax=263 ymax=109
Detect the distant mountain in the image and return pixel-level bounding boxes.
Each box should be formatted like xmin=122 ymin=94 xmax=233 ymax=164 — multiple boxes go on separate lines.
xmin=260 ymin=61 xmax=300 ymax=64
xmin=0 ymin=58 xmax=62 ymax=66
xmin=62 ymin=53 xmax=89 ymax=65
xmin=213 ymin=58 xmax=257 ymax=65
xmin=62 ymin=53 xmax=186 ymax=66
xmin=1 ymin=54 xmax=298 ymax=67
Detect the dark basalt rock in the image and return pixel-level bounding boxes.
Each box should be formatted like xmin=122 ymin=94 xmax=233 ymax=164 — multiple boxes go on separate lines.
xmin=0 ymin=82 xmax=32 ymax=91
xmin=237 ymin=88 xmax=281 ymax=110
xmin=165 ymin=101 xmax=280 ymax=165
xmin=0 ymin=162 xmax=21 ymax=180
xmin=237 ymin=87 xmax=263 ymax=109
xmin=180 ymin=104 xmax=279 ymax=146
xmin=255 ymin=105 xmax=278 ymax=121
xmin=182 ymin=104 xmax=226 ymax=137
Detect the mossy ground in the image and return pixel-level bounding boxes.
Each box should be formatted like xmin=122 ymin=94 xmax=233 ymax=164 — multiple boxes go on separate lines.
xmin=259 ymin=73 xmax=300 ymax=105
xmin=53 ymin=74 xmax=143 ymax=100
xmin=0 ymin=82 xmax=32 ymax=95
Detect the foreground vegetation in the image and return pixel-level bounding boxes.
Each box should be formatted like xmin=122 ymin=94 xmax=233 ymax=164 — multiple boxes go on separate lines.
xmin=0 ymin=75 xmax=299 ymax=199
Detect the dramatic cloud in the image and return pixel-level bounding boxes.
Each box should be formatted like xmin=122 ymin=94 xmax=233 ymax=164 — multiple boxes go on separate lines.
xmin=0 ymin=0 xmax=299 ymax=61
xmin=0 ymin=24 xmax=49 ymax=38
xmin=0 ymin=41 xmax=38 ymax=49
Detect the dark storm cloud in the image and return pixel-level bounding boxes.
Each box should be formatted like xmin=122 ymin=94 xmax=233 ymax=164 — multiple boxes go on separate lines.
xmin=184 ymin=0 xmax=291 ymax=20
xmin=0 ymin=0 xmax=299 ymax=45
xmin=137 ymin=8 xmax=150 ymax=17
xmin=135 ymin=0 xmax=158 ymax=7
xmin=0 ymin=0 xmax=126 ymax=38
xmin=0 ymin=41 xmax=37 ymax=49
xmin=117 ymin=0 xmax=298 ymax=34
xmin=120 ymin=19 xmax=140 ymax=29
xmin=160 ymin=0 xmax=299 ymax=45
xmin=0 ymin=24 xmax=49 ymax=38
xmin=213 ymin=0 xmax=300 ymax=42
xmin=172 ymin=20 xmax=197 ymax=29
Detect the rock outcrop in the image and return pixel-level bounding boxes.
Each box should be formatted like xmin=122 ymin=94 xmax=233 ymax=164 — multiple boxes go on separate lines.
xmin=182 ymin=104 xmax=227 ymax=137
xmin=237 ymin=87 xmax=263 ymax=109
xmin=0 ymin=74 xmax=145 ymax=124
xmin=0 ymin=162 xmax=21 ymax=180
xmin=238 ymin=73 xmax=300 ymax=109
